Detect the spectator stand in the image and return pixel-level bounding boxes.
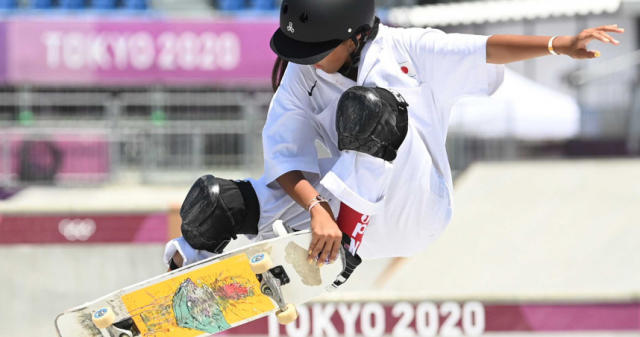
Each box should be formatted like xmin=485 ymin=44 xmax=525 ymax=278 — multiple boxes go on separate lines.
xmin=215 ymin=0 xmax=280 ymax=16
xmin=0 ymin=0 xmax=152 ymax=15
xmin=212 ymin=0 xmax=393 ymax=23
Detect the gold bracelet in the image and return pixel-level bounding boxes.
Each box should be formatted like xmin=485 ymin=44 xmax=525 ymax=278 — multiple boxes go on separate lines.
xmin=548 ymin=36 xmax=559 ymax=56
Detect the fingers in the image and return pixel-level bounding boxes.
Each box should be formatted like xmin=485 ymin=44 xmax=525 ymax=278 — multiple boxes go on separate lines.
xmin=591 ymin=31 xmax=613 ymax=44
xmin=317 ymin=241 xmax=332 ymax=267
xmin=308 ymin=237 xmax=324 ymax=264
xmin=308 ymin=233 xmax=341 ymax=266
xmin=599 ymin=32 xmax=620 ymax=45
xmin=574 ymin=49 xmax=600 ymax=59
xmin=600 ymin=31 xmax=621 ymax=45
xmin=329 ymin=239 xmax=341 ymax=263
xmin=587 ymin=50 xmax=601 ymax=59
xmin=318 ymin=237 xmax=340 ymax=266
xmin=593 ymin=31 xmax=621 ymax=45
xmin=591 ymin=24 xmax=623 ymax=45
xmin=596 ymin=24 xmax=625 ymax=33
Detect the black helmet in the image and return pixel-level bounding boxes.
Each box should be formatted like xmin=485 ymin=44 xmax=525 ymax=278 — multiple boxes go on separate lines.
xmin=270 ymin=0 xmax=375 ymax=65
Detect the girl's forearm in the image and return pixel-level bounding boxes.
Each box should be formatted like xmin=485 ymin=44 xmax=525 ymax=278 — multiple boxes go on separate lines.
xmin=276 ymin=170 xmax=321 ymax=210
xmin=486 ymin=34 xmax=567 ymax=64
xmin=278 ymin=172 xmax=340 ymax=265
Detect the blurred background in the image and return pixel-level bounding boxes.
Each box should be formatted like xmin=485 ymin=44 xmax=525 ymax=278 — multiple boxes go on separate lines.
xmin=1 ymin=0 xmax=639 ymax=336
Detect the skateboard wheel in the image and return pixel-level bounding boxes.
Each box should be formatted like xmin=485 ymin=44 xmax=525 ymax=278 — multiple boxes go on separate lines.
xmin=92 ymin=307 xmax=116 ymax=329
xmin=276 ymin=304 xmax=298 ymax=325
xmin=249 ymin=253 xmax=273 ymax=274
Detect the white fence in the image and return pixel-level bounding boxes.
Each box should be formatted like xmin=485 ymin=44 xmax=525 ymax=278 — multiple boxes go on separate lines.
xmin=0 ymin=88 xmax=270 ymax=186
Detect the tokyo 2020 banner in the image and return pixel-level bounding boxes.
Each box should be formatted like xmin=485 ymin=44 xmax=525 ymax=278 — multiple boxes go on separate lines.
xmin=0 ymin=22 xmax=6 ymax=83
xmin=3 ymin=18 xmax=278 ymax=85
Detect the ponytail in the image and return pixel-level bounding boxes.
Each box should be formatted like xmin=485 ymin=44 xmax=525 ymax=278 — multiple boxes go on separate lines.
xmin=271 ymin=57 xmax=289 ymax=92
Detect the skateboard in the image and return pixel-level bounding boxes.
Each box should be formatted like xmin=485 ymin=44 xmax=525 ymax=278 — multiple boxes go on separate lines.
xmin=55 ymin=221 xmax=361 ymax=337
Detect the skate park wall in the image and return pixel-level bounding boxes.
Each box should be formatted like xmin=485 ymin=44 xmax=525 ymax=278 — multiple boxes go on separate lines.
xmin=2 ymin=159 xmax=640 ymax=336
xmin=0 ymin=184 xmax=187 ymax=336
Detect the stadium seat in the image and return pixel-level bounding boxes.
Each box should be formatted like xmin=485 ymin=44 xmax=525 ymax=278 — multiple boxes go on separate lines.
xmin=0 ymin=0 xmax=17 ymax=9
xmin=251 ymin=0 xmax=275 ymax=10
xmin=31 ymin=0 xmax=53 ymax=9
xmin=218 ymin=0 xmax=244 ymax=11
xmin=123 ymin=0 xmax=147 ymax=10
xmin=91 ymin=0 xmax=116 ymax=9
xmin=60 ymin=0 xmax=84 ymax=8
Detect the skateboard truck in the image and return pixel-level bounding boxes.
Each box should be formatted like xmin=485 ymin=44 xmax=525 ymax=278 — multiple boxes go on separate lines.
xmin=91 ymin=308 xmax=140 ymax=337
xmin=249 ymin=252 xmax=297 ymax=324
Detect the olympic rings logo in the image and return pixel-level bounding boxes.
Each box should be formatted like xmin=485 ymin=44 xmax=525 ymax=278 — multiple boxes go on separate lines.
xmin=58 ymin=218 xmax=97 ymax=241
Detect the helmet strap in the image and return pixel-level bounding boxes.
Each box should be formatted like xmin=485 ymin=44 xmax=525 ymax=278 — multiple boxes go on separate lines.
xmin=350 ymin=35 xmax=360 ymax=51
xmin=339 ymin=17 xmax=380 ymax=81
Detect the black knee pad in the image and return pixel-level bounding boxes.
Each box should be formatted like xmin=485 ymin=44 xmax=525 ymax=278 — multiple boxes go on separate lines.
xmin=336 ymin=86 xmax=409 ymax=162
xmin=180 ymin=175 xmax=260 ymax=253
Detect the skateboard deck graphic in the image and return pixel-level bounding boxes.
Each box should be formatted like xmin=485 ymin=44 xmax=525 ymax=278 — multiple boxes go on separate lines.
xmin=55 ymin=229 xmax=354 ymax=337
xmin=121 ymin=254 xmax=274 ymax=336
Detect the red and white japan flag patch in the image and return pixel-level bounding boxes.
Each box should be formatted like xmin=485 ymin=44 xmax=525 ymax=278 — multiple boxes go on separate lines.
xmin=398 ymin=60 xmax=417 ymax=78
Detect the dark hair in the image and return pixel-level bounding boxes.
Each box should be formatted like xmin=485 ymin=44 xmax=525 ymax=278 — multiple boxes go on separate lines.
xmin=271 ymin=57 xmax=289 ymax=92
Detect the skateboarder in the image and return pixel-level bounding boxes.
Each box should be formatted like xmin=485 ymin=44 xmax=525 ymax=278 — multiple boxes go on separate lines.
xmin=165 ymin=0 xmax=623 ymax=270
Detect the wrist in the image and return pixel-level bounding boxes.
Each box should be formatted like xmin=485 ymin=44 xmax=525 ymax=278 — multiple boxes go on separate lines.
xmin=551 ymin=35 xmax=570 ymax=55
xmin=306 ymin=194 xmax=329 ymax=212
xmin=310 ymin=203 xmax=329 ymax=216
xmin=309 ymin=199 xmax=334 ymax=220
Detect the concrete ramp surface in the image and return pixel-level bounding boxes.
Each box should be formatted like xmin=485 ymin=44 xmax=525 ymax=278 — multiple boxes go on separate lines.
xmin=364 ymin=159 xmax=640 ymax=301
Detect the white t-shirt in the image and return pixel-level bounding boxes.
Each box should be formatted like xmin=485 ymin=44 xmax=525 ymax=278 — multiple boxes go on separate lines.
xmin=258 ymin=24 xmax=504 ymax=259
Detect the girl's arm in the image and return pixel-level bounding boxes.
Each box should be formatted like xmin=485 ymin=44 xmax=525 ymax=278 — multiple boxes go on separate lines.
xmin=277 ymin=170 xmax=343 ymax=266
xmin=487 ymin=25 xmax=624 ymax=64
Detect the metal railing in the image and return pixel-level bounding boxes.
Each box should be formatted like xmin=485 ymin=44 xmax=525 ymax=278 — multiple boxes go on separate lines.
xmin=0 ymin=88 xmax=270 ymax=187
xmin=0 ymin=76 xmax=631 ymax=188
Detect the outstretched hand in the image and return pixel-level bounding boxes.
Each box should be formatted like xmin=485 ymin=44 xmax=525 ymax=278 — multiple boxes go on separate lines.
xmin=558 ymin=24 xmax=624 ymax=59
